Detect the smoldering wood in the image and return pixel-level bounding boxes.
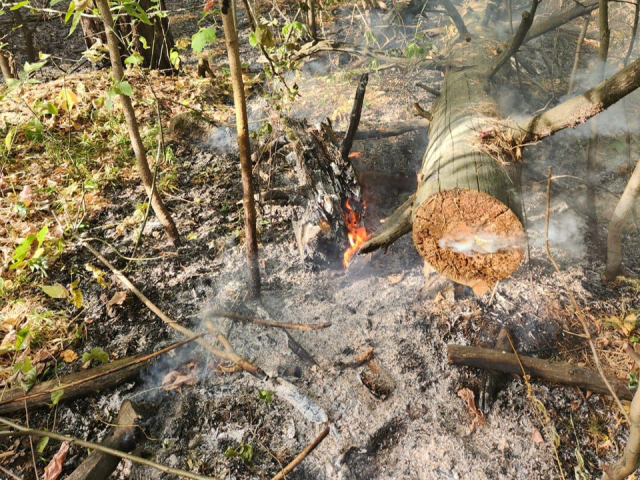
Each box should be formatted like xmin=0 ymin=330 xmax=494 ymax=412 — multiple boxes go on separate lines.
xmin=285 ymin=118 xmax=362 ymax=265
xmin=0 ymin=354 xmax=147 ymax=415
xmin=341 ymin=73 xmax=369 ymax=161
xmin=65 ymin=400 xmax=143 ymax=480
xmin=0 ymin=337 xmax=199 ymax=415
xmin=448 ymin=344 xmax=636 ymax=401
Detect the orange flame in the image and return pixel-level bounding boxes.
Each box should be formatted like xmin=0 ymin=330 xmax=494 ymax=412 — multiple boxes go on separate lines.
xmin=343 ymin=198 xmax=371 ymax=268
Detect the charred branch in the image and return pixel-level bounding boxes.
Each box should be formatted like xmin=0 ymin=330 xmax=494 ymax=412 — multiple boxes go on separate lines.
xmin=341 ymin=73 xmax=369 ymax=160
xmin=66 ymin=401 xmax=143 ymax=480
xmin=489 ymin=0 xmax=540 ymax=80
xmin=416 ymin=82 xmax=441 ymax=96
xmin=447 ymin=344 xmax=635 ymax=401
xmin=359 ymin=194 xmax=415 ymax=254
xmin=0 ymin=337 xmax=199 ymax=415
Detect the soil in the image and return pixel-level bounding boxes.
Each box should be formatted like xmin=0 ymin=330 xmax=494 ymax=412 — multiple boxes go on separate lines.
xmin=2 ymin=1 xmax=640 ymax=480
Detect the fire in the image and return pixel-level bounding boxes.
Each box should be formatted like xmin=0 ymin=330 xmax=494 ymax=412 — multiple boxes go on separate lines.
xmin=343 ymin=198 xmax=371 ymax=268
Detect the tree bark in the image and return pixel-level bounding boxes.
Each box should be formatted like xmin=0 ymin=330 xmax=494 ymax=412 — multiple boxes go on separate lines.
xmin=604 ymin=157 xmax=640 ymax=280
xmin=306 ymin=0 xmax=318 ymax=39
xmin=12 ymin=8 xmax=36 ymax=63
xmin=447 ymin=344 xmax=635 ymax=401
xmin=81 ymin=0 xmax=177 ymax=72
xmin=221 ymin=2 xmax=261 ymax=297
xmin=0 ymin=49 xmax=16 ymax=82
xmin=95 ymin=0 xmax=181 ymax=246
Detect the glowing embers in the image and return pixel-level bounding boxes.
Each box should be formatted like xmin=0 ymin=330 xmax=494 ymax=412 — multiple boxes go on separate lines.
xmin=342 ymin=198 xmax=371 ymax=268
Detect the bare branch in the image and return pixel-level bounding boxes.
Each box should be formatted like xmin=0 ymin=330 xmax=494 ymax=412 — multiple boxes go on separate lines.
xmin=438 ymin=0 xmax=469 ymax=37
xmin=490 ymin=0 xmax=541 ymax=79
xmin=524 ymin=0 xmax=598 ymax=43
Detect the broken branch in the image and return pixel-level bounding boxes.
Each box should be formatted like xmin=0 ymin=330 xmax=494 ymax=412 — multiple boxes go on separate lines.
xmin=341 ymin=73 xmax=369 ymax=160
xmin=447 ymin=344 xmax=635 ymax=401
xmin=438 ymin=0 xmax=469 ymax=37
xmin=524 ymin=1 xmax=598 ymax=43
xmin=490 ymin=0 xmax=540 ymax=80
xmin=358 ymin=193 xmax=415 ymax=254
xmin=0 ymin=336 xmax=200 ymax=415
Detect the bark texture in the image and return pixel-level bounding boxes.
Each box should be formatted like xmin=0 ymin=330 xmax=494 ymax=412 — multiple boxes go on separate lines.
xmin=221 ymin=3 xmax=261 ymax=297
xmin=96 ymin=0 xmax=181 ymax=246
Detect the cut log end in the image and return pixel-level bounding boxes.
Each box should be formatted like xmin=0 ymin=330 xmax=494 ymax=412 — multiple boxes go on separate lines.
xmin=412 ymin=188 xmax=525 ymax=291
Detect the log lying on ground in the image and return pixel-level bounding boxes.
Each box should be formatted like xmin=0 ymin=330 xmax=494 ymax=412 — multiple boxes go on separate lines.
xmin=448 ymin=344 xmax=635 ymax=401
xmin=0 ymin=337 xmax=197 ymax=415
xmin=66 ymin=400 xmax=143 ymax=480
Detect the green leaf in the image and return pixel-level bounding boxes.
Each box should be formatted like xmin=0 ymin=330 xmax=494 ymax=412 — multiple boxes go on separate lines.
xmin=254 ymin=25 xmax=274 ymax=48
xmin=10 ymin=1 xmax=30 ymax=10
xmin=631 ymin=336 xmax=640 ymax=344
xmin=224 ymin=446 xmax=238 ymax=458
xmin=630 ymin=371 xmax=639 ymax=389
xmin=16 ymin=201 xmax=28 ymax=218
xmin=14 ymin=327 xmax=31 ymax=350
xmin=64 ymin=1 xmax=75 ymax=23
xmin=41 ymin=284 xmax=69 ymax=299
xmin=36 ymin=225 xmax=48 ymax=247
xmin=191 ymin=27 xmax=217 ymax=53
xmin=82 ymin=347 xmax=109 ymax=364
xmin=24 ymin=60 xmax=47 ymax=74
xmin=124 ymin=53 xmax=144 ymax=66
xmin=258 ymin=388 xmax=274 ymax=403
xmin=248 ymin=31 xmax=258 ymax=48
xmin=50 ymin=389 xmax=64 ymax=405
xmin=115 ymin=81 xmax=133 ymax=97
xmin=240 ymin=444 xmax=253 ymax=464
xmin=36 ymin=436 xmax=49 ymax=453
xmin=12 ymin=233 xmax=37 ymax=262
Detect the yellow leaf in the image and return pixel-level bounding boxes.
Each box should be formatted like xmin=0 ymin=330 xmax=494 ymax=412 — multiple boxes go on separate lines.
xmin=5 ymin=127 xmax=16 ymax=152
xmin=60 ymin=349 xmax=78 ymax=363
xmin=57 ymin=88 xmax=78 ymax=112
xmin=85 ymin=264 xmax=110 ymax=287
xmin=69 ymin=279 xmax=83 ymax=309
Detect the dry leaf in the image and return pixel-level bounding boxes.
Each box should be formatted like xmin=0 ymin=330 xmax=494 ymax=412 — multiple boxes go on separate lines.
xmin=60 ymin=350 xmax=78 ymax=363
xmin=457 ymin=388 xmax=485 ymax=432
xmin=532 ymin=428 xmax=544 ymax=444
xmin=162 ymin=362 xmax=199 ymax=392
xmin=387 ymin=273 xmax=404 ymax=284
xmin=106 ymin=291 xmax=128 ymax=317
xmin=43 ymin=441 xmax=69 ymax=480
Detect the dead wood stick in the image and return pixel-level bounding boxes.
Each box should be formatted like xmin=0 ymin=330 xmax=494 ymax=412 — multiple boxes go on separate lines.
xmin=206 ymin=310 xmax=331 ymax=330
xmin=270 ymin=425 xmax=330 ymax=480
xmin=0 ymin=417 xmax=220 ymax=480
xmin=545 ymin=168 xmax=630 ymax=423
xmin=80 ymin=239 xmax=268 ymax=380
xmin=66 ymin=400 xmax=143 ymax=480
xmin=490 ymin=0 xmax=540 ymax=80
xmin=438 ymin=0 xmax=469 ymax=37
xmin=447 ymin=344 xmax=635 ymax=401
xmin=359 ymin=193 xmax=415 ymax=254
xmin=416 ymin=82 xmax=440 ymax=96
xmin=0 ymin=336 xmax=200 ymax=415
xmin=204 ymin=321 xmax=265 ymax=376
xmin=341 ymin=73 xmax=369 ymax=160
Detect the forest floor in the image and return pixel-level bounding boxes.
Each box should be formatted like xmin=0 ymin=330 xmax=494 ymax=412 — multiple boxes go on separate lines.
xmin=1 ymin=0 xmax=640 ymax=479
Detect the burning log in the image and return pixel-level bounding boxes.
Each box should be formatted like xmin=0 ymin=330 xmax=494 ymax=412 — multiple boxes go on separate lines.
xmin=65 ymin=400 xmax=143 ymax=480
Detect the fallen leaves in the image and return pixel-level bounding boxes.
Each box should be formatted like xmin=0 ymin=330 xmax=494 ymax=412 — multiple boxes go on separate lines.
xmin=457 ymin=388 xmax=486 ymax=432
xmin=43 ymin=441 xmax=69 ymax=480
xmin=60 ymin=349 xmax=78 ymax=363
xmin=162 ymin=362 xmax=199 ymax=393
xmin=106 ymin=291 xmax=128 ymax=317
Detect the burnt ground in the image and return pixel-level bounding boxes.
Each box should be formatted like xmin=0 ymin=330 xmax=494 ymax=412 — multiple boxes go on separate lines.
xmin=2 ymin=1 xmax=640 ymax=479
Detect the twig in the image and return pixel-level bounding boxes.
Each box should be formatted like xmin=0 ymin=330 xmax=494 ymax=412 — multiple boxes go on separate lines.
xmin=270 ymin=425 xmax=330 ymax=480
xmin=206 ymin=311 xmax=331 ymax=330
xmin=545 ymin=167 xmax=630 ymax=424
xmin=0 ymin=465 xmax=22 ymax=480
xmin=567 ymin=16 xmax=590 ymax=94
xmin=0 ymin=417 xmax=220 ymax=480
xmin=79 ymin=238 xmax=268 ymax=380
xmin=204 ymin=321 xmax=266 ymax=376
xmin=341 ymin=73 xmax=369 ymax=160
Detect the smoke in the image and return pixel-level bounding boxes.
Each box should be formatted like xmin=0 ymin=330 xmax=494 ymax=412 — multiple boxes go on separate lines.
xmin=439 ymin=229 xmax=525 ymax=256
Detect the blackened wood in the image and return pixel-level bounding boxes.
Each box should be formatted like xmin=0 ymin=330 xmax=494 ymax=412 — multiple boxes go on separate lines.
xmin=65 ymin=401 xmax=143 ymax=480
xmin=341 ymin=73 xmax=369 ymax=161
xmin=448 ymin=344 xmax=635 ymax=401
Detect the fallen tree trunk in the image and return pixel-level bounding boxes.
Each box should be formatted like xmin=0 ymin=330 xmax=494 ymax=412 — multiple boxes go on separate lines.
xmin=448 ymin=344 xmax=635 ymax=401
xmin=66 ymin=400 xmax=143 ymax=480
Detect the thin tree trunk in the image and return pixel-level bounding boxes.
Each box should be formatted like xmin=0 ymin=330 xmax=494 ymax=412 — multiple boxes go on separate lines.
xmin=0 ymin=49 xmax=16 ymax=82
xmin=568 ymin=16 xmax=590 ymax=94
xmin=623 ymin=0 xmax=639 ymax=171
xmin=603 ymin=157 xmax=640 ymax=280
xmin=586 ymin=0 xmax=610 ymax=246
xmin=221 ymin=2 xmax=261 ymax=298
xmin=95 ymin=0 xmax=181 ymax=246
xmin=307 ymin=0 xmax=317 ymax=39
xmin=12 ymin=8 xmax=36 ymax=63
